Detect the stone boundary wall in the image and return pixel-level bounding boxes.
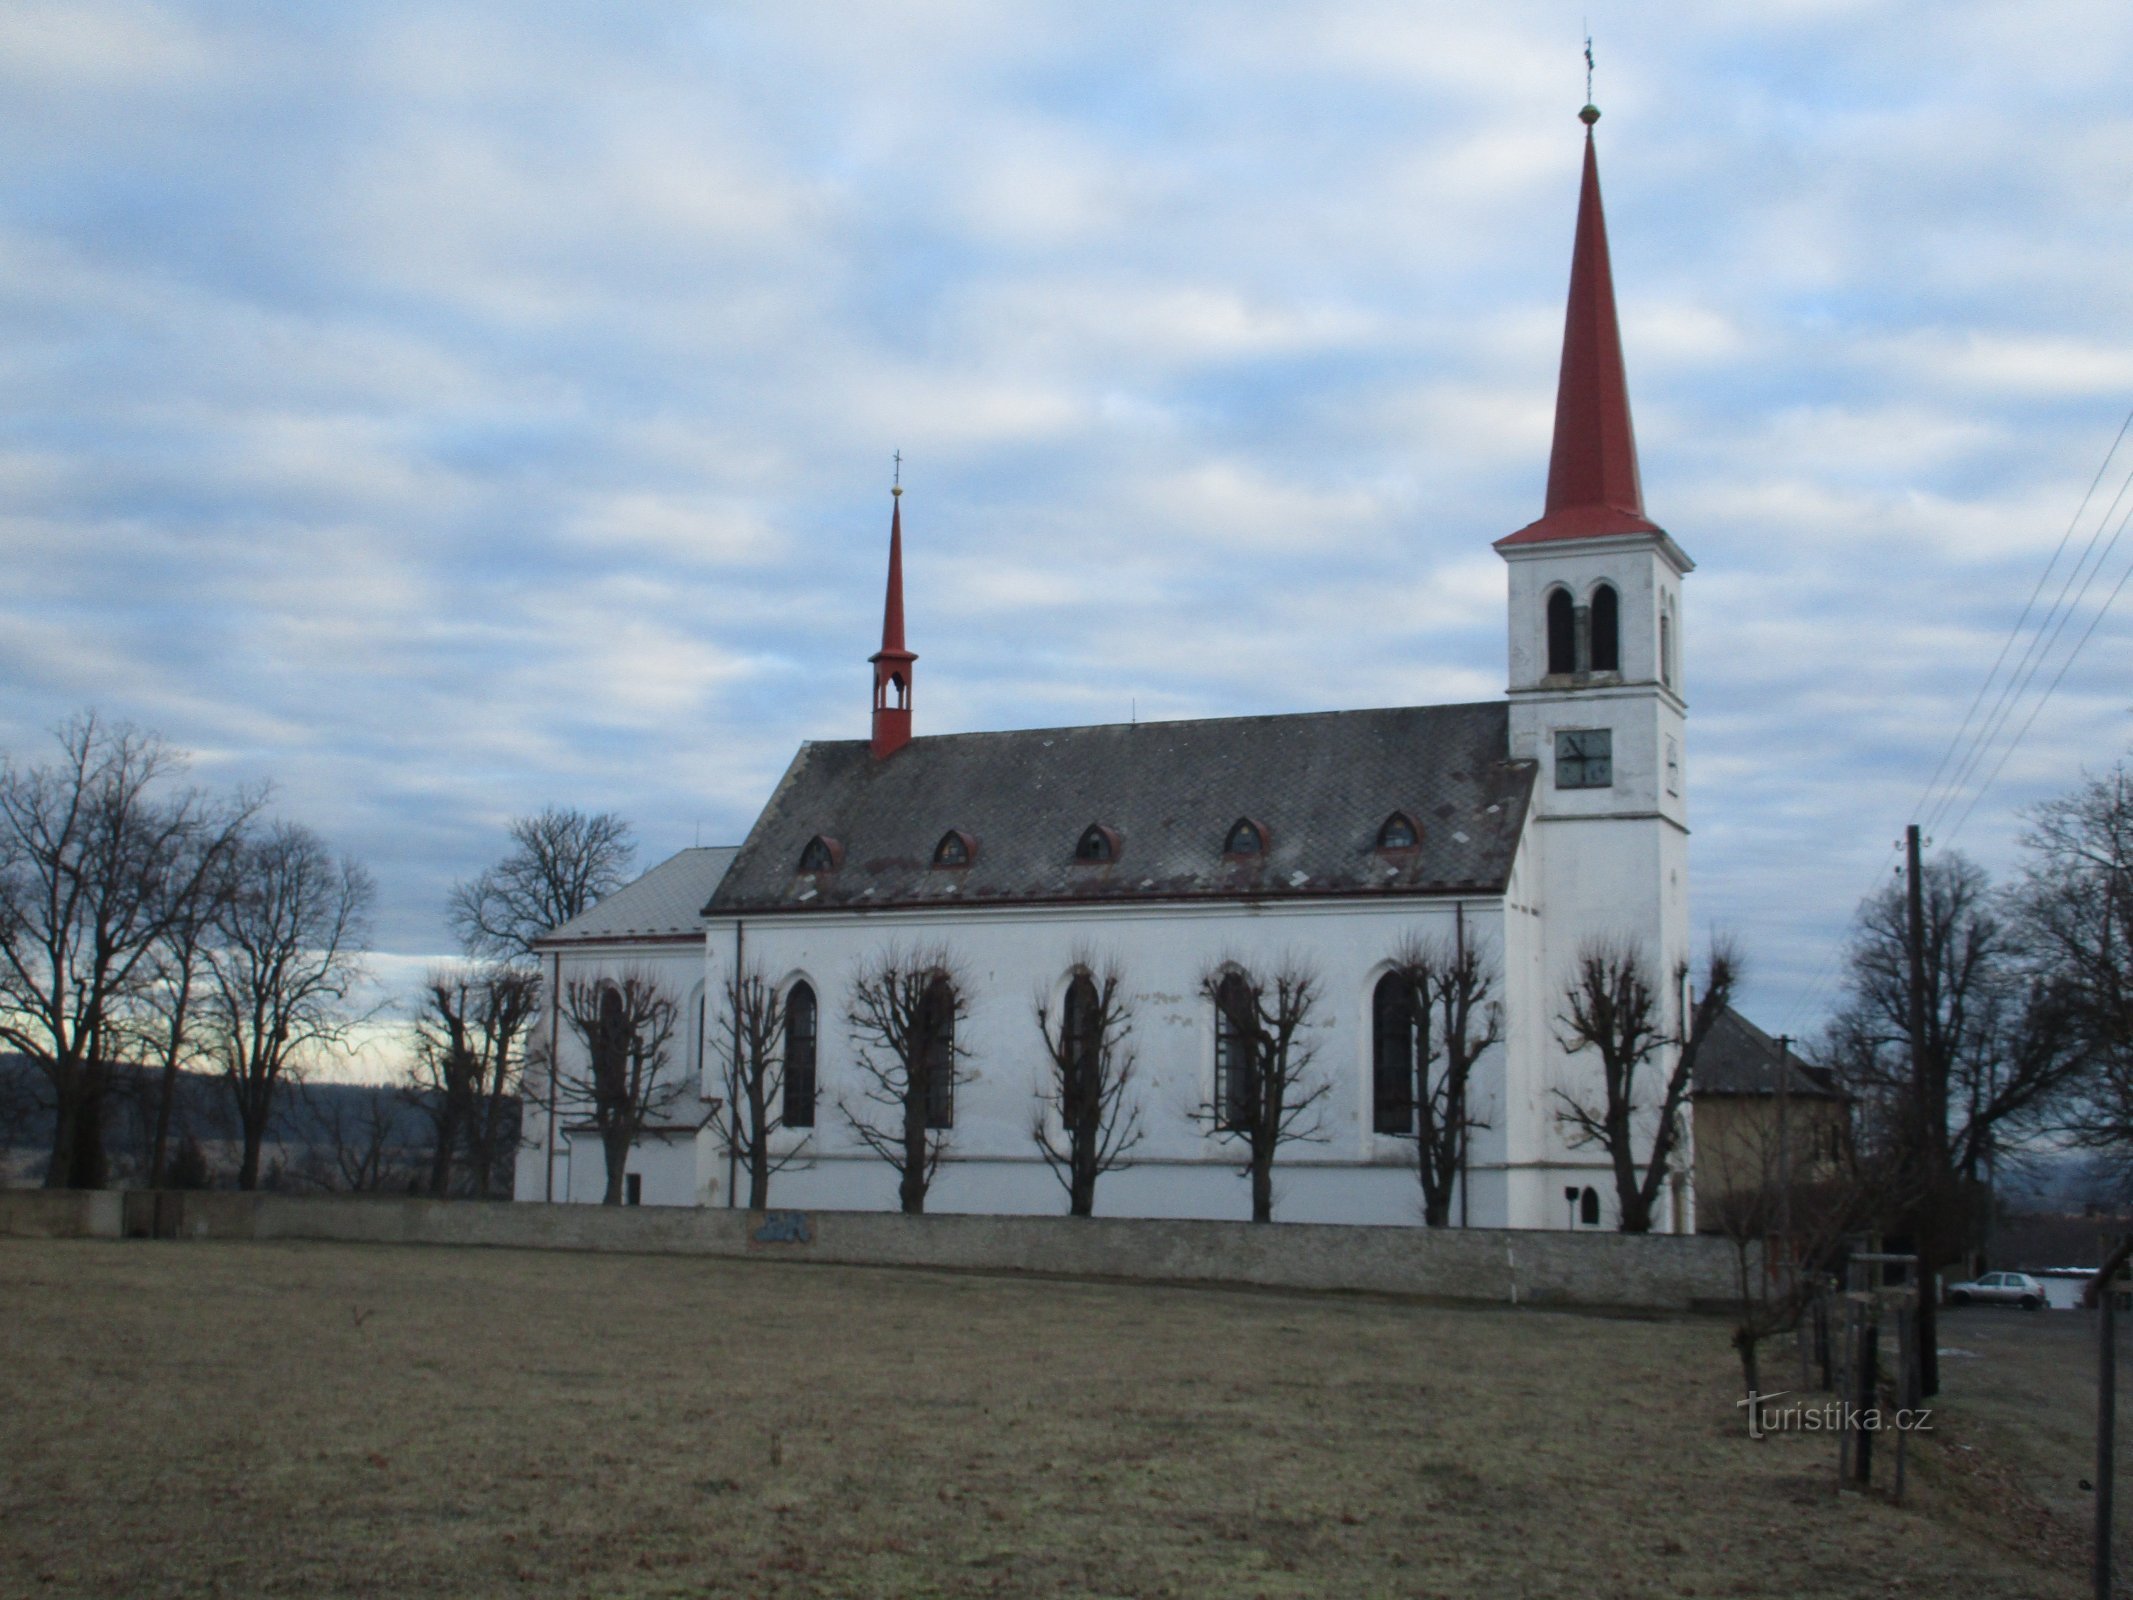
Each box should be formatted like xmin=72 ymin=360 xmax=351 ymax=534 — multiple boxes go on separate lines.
xmin=0 ymin=1189 xmax=1744 ymax=1313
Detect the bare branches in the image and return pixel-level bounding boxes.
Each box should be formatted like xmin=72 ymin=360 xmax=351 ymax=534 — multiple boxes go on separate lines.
xmin=1553 ymin=938 xmax=1738 ymax=1233
xmin=1032 ymin=955 xmax=1143 ymax=1217
xmin=1385 ymin=932 xmax=1502 ymax=1227
xmin=557 ymin=971 xmax=688 ymax=1205
xmin=1196 ymin=955 xmax=1329 ymax=1223
xmin=407 ymin=963 xmax=539 ymax=1197
xmin=448 ymin=808 xmax=635 ymax=964
xmin=711 ymin=967 xmax=811 ymax=1209
xmin=0 ymin=712 xmax=260 ymax=1188
xmin=203 ymin=821 xmax=375 ymax=1191
xmin=840 ymin=945 xmax=968 ymax=1215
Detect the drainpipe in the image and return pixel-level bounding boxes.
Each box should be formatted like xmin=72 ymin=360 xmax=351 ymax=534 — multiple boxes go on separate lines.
xmin=728 ymin=920 xmax=743 ymax=1209
xmin=544 ymin=948 xmax=561 ymax=1203
xmin=1456 ymin=900 xmax=1470 ymax=1230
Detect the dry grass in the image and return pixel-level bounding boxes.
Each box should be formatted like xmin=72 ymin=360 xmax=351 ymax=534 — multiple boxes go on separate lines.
xmin=0 ymin=1239 xmax=2093 ymax=1598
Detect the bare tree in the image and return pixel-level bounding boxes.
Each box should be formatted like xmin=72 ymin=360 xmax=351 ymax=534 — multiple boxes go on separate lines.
xmin=203 ymin=822 xmax=374 ymax=1191
xmin=1383 ymin=933 xmax=1502 ymax=1227
xmin=448 ymin=808 xmax=635 ymax=964
xmin=1702 ymin=1109 xmax=1885 ymax=1400
xmin=2018 ymin=763 xmax=2133 ymax=1160
xmin=1553 ymin=939 xmax=1737 ymax=1234
xmin=0 ymin=713 xmax=256 ymax=1188
xmin=1031 ymin=958 xmax=1143 ymax=1217
xmin=841 ymin=946 xmax=968 ymax=1215
xmin=297 ymin=1081 xmax=416 ymax=1194
xmin=556 ymin=971 xmax=687 ymax=1205
xmin=133 ymin=825 xmax=246 ymax=1187
xmin=1197 ymin=957 xmax=1330 ymax=1224
xmin=407 ymin=964 xmax=539 ymax=1197
xmin=711 ymin=966 xmax=811 ymax=1209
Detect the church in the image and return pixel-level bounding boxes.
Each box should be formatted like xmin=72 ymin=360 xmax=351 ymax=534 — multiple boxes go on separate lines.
xmin=514 ymin=106 xmax=1696 ymax=1231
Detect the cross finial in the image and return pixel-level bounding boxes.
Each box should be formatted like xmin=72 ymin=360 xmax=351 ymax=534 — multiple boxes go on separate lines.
xmin=892 ymin=448 xmax=903 ymax=496
xmin=1581 ymin=33 xmax=1599 ymax=124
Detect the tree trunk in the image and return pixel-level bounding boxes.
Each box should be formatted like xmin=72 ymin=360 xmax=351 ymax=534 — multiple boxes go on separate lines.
xmin=600 ymin=1124 xmax=629 ymax=1204
xmin=1735 ymin=1325 xmax=1761 ymax=1404
xmin=237 ymin=1113 xmax=266 ymax=1191
xmin=148 ymin=1055 xmax=181 ymax=1189
xmin=427 ymin=1097 xmax=462 ymax=1198
xmin=1250 ymin=1155 xmax=1273 ymax=1224
xmin=1422 ymin=1191 xmax=1452 ymax=1228
xmin=43 ymin=1085 xmax=80 ymax=1190
xmin=747 ymin=1076 xmax=769 ymax=1209
xmin=900 ymin=1093 xmax=927 ymax=1215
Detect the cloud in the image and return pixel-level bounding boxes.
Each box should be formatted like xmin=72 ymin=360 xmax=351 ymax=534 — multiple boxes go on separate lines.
xmin=4 ymin=0 xmax=2133 ymax=1044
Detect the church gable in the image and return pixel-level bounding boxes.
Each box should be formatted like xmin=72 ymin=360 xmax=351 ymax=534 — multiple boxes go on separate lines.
xmin=707 ymin=702 xmax=1534 ymax=915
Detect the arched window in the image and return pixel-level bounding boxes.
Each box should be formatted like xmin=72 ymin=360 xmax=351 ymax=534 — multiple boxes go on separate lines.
xmin=1061 ymin=973 xmax=1100 ymax=1131
xmin=1074 ymin=823 xmax=1119 ymax=863
xmin=1660 ymin=607 xmax=1674 ymax=690
xmin=1546 ymin=588 xmax=1575 ymax=676
xmin=1213 ymin=972 xmax=1257 ymax=1131
xmin=1371 ymin=973 xmax=1417 ymax=1134
xmin=1376 ymin=811 xmax=1418 ymax=851
xmin=932 ymin=829 xmax=975 ymax=868
xmin=798 ymin=835 xmax=841 ymax=873
xmin=919 ymin=975 xmax=956 ymax=1130
xmin=781 ymin=981 xmax=817 ymax=1129
xmin=1224 ymin=817 xmax=1266 ymax=857
xmin=1590 ymin=583 xmax=1620 ymax=674
xmin=1580 ymin=1186 xmax=1601 ymax=1226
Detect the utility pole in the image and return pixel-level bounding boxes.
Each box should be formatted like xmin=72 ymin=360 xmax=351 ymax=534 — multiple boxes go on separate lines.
xmin=1906 ymin=823 xmax=1940 ymax=1398
xmin=1775 ymin=1033 xmax=1794 ymax=1269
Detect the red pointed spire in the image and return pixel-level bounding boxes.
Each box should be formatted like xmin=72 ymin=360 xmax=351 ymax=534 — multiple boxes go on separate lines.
xmin=869 ymin=485 xmax=916 ymax=759
xmin=1497 ymin=107 xmax=1664 ymax=549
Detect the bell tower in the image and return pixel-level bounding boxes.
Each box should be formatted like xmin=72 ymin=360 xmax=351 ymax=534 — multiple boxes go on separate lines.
xmin=870 ymin=482 xmax=916 ymax=760
xmin=1495 ymin=104 xmax=1696 ymax=1231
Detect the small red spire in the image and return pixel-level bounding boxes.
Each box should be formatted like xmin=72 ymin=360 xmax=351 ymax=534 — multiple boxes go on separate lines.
xmin=869 ymin=486 xmax=916 ymax=759
xmin=1497 ymin=107 xmax=1665 ymax=549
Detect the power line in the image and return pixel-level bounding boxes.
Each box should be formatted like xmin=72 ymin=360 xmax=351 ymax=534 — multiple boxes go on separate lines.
xmin=1922 ymin=446 xmax=2133 ymax=836
xmin=1910 ymin=403 xmax=2133 ymax=827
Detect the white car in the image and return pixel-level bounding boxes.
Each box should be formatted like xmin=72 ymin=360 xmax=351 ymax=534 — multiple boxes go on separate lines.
xmin=1948 ymin=1271 xmax=2046 ymax=1310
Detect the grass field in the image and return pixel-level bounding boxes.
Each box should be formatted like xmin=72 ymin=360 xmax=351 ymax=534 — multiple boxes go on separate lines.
xmin=0 ymin=1239 xmax=2104 ymax=1597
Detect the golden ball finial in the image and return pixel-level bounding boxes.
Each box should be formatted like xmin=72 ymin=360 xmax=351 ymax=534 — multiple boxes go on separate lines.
xmin=1579 ymin=103 xmax=1600 ymax=126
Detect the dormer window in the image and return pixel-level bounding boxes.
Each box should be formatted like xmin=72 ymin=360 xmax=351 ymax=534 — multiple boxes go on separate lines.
xmin=1376 ymin=811 xmax=1419 ymax=851
xmin=1074 ymin=823 xmax=1120 ymax=863
xmin=932 ymin=829 xmax=976 ymax=868
xmin=1223 ymin=817 xmax=1267 ymax=857
xmin=797 ymin=835 xmax=842 ymax=873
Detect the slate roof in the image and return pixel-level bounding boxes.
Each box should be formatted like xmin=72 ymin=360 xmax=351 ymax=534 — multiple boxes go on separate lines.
xmin=706 ymin=703 xmax=1535 ymax=916
xmin=1693 ymin=1006 xmax=1846 ymax=1099
xmin=538 ymin=847 xmax=738 ymax=946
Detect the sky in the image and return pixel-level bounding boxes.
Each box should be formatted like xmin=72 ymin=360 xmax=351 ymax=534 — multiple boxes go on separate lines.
xmin=5 ymin=0 xmax=2132 ymax=1067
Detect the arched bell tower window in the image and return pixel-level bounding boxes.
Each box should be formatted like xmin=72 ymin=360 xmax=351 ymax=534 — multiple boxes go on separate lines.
xmin=797 ymin=835 xmax=842 ymax=873
xmin=1545 ymin=588 xmax=1575 ymax=676
xmin=1590 ymin=583 xmax=1620 ymax=674
xmin=1660 ymin=604 xmax=1674 ymax=690
xmin=1074 ymin=823 xmax=1120 ymax=863
xmin=932 ymin=829 xmax=976 ymax=868
xmin=1223 ymin=817 xmax=1267 ymax=857
xmin=1376 ymin=812 xmax=1419 ymax=852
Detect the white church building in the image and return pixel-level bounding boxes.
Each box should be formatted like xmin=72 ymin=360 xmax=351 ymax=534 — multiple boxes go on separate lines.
xmin=515 ymin=107 xmax=1697 ymax=1231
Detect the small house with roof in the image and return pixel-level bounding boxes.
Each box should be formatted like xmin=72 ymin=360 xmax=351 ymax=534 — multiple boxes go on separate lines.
xmin=517 ymin=107 xmax=1700 ymax=1229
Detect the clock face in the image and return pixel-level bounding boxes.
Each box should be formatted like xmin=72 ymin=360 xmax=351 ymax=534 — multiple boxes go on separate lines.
xmin=1555 ymin=728 xmax=1613 ymax=790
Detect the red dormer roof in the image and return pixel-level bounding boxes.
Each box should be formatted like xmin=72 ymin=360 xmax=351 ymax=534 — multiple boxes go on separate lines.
xmin=1497 ymin=109 xmax=1665 ymax=550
